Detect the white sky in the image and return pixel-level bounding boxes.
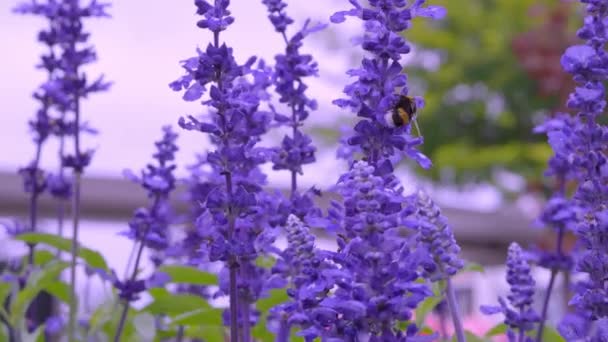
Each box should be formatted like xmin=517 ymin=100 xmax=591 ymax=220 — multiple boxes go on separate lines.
xmin=0 ymin=0 xmax=357 ymax=184
xmin=0 ymin=0 xmax=507 ymax=211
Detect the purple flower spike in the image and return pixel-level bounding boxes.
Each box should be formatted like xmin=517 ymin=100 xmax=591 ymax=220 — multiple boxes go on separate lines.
xmin=268 ymin=215 xmax=334 ymax=342
xmin=532 ymin=0 xmax=608 ymax=335
xmin=330 ymin=0 xmax=443 ymax=169
xmin=261 ymin=0 xmax=325 ymax=226
xmin=481 ymin=243 xmax=540 ymax=339
xmin=308 ymin=161 xmax=433 ymax=341
xmin=121 ymin=126 xmax=178 ymax=255
xmin=413 ymin=190 xmax=464 ymax=282
xmin=172 ymin=1 xmax=279 ymax=340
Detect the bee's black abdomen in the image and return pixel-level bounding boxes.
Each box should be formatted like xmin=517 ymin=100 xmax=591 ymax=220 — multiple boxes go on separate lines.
xmin=397 ymin=95 xmax=416 ymax=117
xmin=391 ymin=109 xmax=405 ymax=127
xmin=387 ymin=95 xmax=417 ymax=128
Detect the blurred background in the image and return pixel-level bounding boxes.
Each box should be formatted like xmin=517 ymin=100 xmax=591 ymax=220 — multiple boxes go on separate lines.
xmin=0 ymin=0 xmax=581 ymax=332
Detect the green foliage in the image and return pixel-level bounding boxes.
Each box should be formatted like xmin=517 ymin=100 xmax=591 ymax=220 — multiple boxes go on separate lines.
xmin=485 ymin=323 xmax=507 ymax=337
xmin=9 ymin=261 xmax=70 ymax=327
xmin=406 ymin=0 xmax=572 ymax=184
xmin=415 ymin=295 xmax=443 ymax=327
xmin=16 ymin=233 xmax=108 ymax=271
xmin=156 ymin=264 xmax=218 ymax=285
xmin=32 ymin=250 xmax=55 ymax=266
xmin=254 ymin=289 xmax=290 ymax=342
xmin=451 ymin=330 xmax=488 ymax=342
xmin=528 ymin=326 xmax=566 ymax=342
xmin=461 ymin=262 xmax=485 ymax=274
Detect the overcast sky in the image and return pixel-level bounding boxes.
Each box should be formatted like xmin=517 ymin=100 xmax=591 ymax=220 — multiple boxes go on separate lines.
xmin=1 ymin=0 xmax=360 ymax=186
xmin=1 ymin=0 xmax=510 ymax=211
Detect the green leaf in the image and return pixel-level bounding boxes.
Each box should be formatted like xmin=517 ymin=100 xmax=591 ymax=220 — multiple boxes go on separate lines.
xmin=88 ymin=299 xmax=116 ymax=338
xmin=0 ymin=324 xmax=6 ymax=341
xmin=184 ymin=325 xmax=224 ymax=342
xmin=156 ymin=265 xmax=218 ymax=285
xmin=452 ymin=331 xmax=486 ymax=342
xmin=255 ymin=255 xmax=276 ymax=269
xmin=32 ymin=250 xmax=55 ymax=266
xmin=415 ymin=296 xmax=442 ymax=327
xmin=102 ymin=306 xmax=137 ymax=341
xmin=256 ymin=289 xmax=289 ymax=313
xmin=462 ymin=262 xmax=485 ymax=274
xmin=44 ymin=281 xmax=72 ymax=304
xmin=144 ymin=293 xmax=212 ymax=316
xmin=254 ymin=289 xmax=290 ymax=342
xmin=485 ymin=323 xmax=507 ymax=337
xmin=16 ymin=233 xmax=108 ymax=271
xmin=0 ymin=282 xmax=12 ymax=304
xmin=528 ymin=326 xmax=565 ymax=342
xmin=10 ymin=261 xmax=69 ymax=325
xmin=148 ymin=287 xmax=170 ymax=299
xmin=169 ymin=307 xmax=223 ymax=327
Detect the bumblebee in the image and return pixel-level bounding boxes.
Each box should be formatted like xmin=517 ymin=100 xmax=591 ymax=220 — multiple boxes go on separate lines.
xmin=385 ymin=95 xmax=421 ymax=135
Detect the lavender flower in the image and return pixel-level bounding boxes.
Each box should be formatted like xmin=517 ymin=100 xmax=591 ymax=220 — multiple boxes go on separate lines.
xmin=43 ymin=316 xmax=64 ymax=340
xmin=14 ymin=0 xmax=63 ymax=260
xmin=114 ymin=126 xmax=178 ymax=341
xmin=268 ymin=215 xmax=333 ymax=342
xmin=320 ymin=1 xmax=460 ymax=341
xmin=412 ymin=190 xmax=464 ymax=282
xmin=37 ymin=2 xmax=113 ymax=339
xmin=330 ymin=0 xmax=445 ymax=169
xmin=482 ymin=243 xmax=540 ymax=342
xmin=171 ymin=1 xmax=276 ymax=340
xmin=313 ymin=161 xmax=431 ymax=341
xmin=533 ymin=0 xmax=608 ymax=331
xmin=122 ymin=126 xmax=179 ymax=263
xmin=261 ymin=0 xmax=325 ymax=227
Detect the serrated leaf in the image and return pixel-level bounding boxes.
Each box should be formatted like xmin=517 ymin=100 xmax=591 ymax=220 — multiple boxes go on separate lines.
xmin=16 ymin=233 xmax=108 ymax=271
xmin=157 ymin=265 xmax=218 ymax=285
xmin=415 ymin=296 xmax=442 ymax=327
xmin=485 ymin=323 xmax=507 ymax=337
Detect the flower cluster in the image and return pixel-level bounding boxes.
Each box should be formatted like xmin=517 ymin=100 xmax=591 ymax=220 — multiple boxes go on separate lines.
xmin=122 ymin=126 xmax=179 ymax=265
xmin=313 ymin=161 xmax=431 ymax=341
xmin=412 ymin=190 xmax=464 ymax=282
xmin=534 ymin=0 xmax=608 ymax=322
xmin=261 ymin=0 xmax=325 ymax=225
xmin=330 ymin=0 xmax=445 ymax=169
xmin=16 ymin=0 xmax=112 ymax=174
xmin=171 ymin=0 xmax=278 ymax=336
xmin=482 ymin=243 xmax=540 ymax=342
xmin=268 ymin=215 xmax=333 ymax=341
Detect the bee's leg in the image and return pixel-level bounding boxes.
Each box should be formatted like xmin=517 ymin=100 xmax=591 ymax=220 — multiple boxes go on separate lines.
xmin=413 ymin=119 xmax=422 ymax=137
